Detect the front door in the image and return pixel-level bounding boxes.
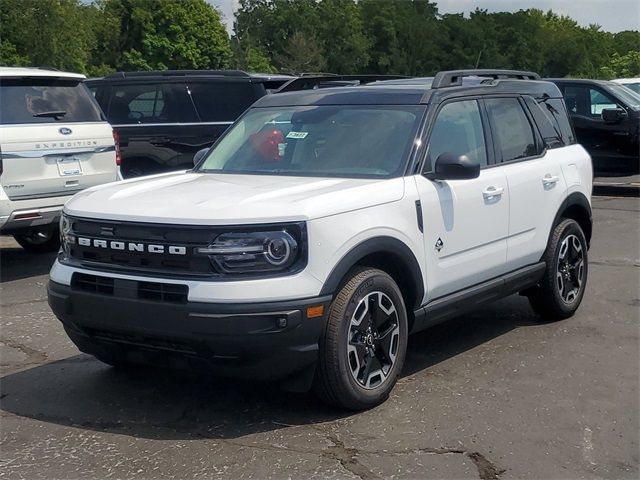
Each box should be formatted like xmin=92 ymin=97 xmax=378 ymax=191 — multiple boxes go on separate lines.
xmin=562 ymin=83 xmax=632 ymax=174
xmin=414 ymin=99 xmax=509 ymax=301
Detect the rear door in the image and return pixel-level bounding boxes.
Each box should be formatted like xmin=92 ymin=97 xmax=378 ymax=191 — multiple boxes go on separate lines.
xmin=484 ymin=96 xmax=567 ymax=270
xmin=0 ymin=77 xmax=117 ymax=200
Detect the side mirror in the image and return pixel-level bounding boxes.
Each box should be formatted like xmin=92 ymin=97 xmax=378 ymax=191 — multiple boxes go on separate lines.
xmin=193 ymin=148 xmax=209 ymax=166
xmin=427 ymin=153 xmax=480 ymax=181
xmin=601 ymin=108 xmax=626 ymax=124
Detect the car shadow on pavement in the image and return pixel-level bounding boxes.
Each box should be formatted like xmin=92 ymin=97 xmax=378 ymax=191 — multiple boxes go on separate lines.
xmin=0 ymin=295 xmax=541 ymax=441
xmin=0 ymin=245 xmax=57 ymax=283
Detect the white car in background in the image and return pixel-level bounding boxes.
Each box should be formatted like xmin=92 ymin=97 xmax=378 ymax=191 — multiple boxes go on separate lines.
xmin=612 ymin=78 xmax=640 ymax=95
xmin=0 ymin=67 xmax=121 ymax=252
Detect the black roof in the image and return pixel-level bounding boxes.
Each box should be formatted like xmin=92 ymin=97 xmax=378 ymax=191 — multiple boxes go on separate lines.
xmin=256 ymin=70 xmax=562 ymax=108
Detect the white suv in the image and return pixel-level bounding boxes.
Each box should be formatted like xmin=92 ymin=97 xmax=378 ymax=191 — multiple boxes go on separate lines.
xmin=0 ymin=67 xmax=120 ymax=252
xmin=48 ymin=70 xmax=592 ymax=409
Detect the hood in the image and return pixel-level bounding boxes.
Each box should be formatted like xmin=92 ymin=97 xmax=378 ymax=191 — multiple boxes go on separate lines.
xmin=64 ymin=172 xmax=406 ymax=225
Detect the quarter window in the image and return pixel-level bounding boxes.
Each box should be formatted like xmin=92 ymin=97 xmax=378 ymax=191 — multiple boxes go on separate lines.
xmin=485 ymin=98 xmax=539 ymax=162
xmin=427 ymin=100 xmax=487 ymax=169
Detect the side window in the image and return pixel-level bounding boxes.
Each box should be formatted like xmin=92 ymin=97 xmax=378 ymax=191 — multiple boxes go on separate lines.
xmin=162 ymin=83 xmax=199 ymax=123
xmin=108 ymin=84 xmax=163 ymax=124
xmin=564 ymin=85 xmax=621 ymax=118
xmin=188 ymin=82 xmax=261 ymax=122
xmin=107 ymin=83 xmax=198 ymax=124
xmin=128 ymin=89 xmax=164 ymax=118
xmin=485 ymin=98 xmax=540 ymax=162
xmin=426 ymin=99 xmax=487 ymax=170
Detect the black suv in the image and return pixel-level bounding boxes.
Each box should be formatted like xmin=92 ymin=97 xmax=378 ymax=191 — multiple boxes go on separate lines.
xmin=87 ymin=71 xmax=292 ymax=178
xmin=550 ymin=79 xmax=640 ymax=175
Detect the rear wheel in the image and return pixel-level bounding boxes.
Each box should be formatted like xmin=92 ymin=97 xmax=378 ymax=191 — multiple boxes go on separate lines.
xmin=313 ymin=268 xmax=408 ymax=410
xmin=13 ymin=227 xmax=60 ymax=253
xmin=528 ymin=218 xmax=588 ymax=320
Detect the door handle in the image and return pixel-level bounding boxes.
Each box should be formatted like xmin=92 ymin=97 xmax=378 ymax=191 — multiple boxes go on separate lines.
xmin=542 ymin=174 xmax=560 ymax=186
xmin=482 ymin=186 xmax=504 ymax=200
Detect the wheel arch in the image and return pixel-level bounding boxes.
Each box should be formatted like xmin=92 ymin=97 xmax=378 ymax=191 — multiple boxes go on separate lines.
xmin=552 ymin=192 xmax=593 ymax=247
xmin=319 ymin=236 xmax=425 ymax=324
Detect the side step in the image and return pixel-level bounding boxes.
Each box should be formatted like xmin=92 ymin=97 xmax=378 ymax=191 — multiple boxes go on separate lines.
xmin=411 ymin=262 xmax=546 ymax=333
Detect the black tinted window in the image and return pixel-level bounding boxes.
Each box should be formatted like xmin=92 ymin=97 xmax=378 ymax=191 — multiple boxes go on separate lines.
xmin=486 ymin=98 xmax=539 ymax=162
xmin=0 ymin=78 xmax=103 ymax=125
xmin=537 ymin=98 xmax=575 ymax=145
xmin=427 ymin=100 xmax=487 ymax=168
xmin=564 ymin=85 xmax=623 ymax=118
xmin=107 ymin=83 xmax=197 ymax=124
xmin=188 ymin=82 xmax=260 ymax=122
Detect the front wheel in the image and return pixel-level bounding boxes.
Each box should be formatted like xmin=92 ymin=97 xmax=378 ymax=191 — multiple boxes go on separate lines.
xmin=528 ymin=218 xmax=588 ymax=320
xmin=13 ymin=227 xmax=60 ymax=253
xmin=313 ymin=268 xmax=408 ymax=410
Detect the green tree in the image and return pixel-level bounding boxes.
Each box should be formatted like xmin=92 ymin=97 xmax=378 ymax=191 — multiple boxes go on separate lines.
xmin=274 ymin=31 xmax=326 ymax=74
xmin=600 ymin=51 xmax=640 ymax=78
xmin=103 ymin=0 xmax=232 ymax=71
xmin=0 ymin=0 xmax=97 ymax=73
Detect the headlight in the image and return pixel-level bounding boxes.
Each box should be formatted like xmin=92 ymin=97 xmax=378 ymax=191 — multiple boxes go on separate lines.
xmin=59 ymin=213 xmax=75 ymax=255
xmin=197 ymin=227 xmax=305 ymax=275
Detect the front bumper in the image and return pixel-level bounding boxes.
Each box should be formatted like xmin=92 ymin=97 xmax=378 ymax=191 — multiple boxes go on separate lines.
xmin=48 ymin=280 xmax=331 ymax=384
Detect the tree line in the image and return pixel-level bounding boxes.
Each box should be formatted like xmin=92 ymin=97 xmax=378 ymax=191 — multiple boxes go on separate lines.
xmin=1 ymin=0 xmax=638 ymax=79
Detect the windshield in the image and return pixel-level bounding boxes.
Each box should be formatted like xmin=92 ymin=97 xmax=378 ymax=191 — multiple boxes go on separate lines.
xmin=620 ymin=82 xmax=640 ymax=95
xmin=197 ymin=105 xmax=424 ymax=179
xmin=607 ymin=83 xmax=640 ymax=110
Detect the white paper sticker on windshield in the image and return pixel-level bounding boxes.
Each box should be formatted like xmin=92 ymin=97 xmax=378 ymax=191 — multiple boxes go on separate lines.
xmin=286 ymin=131 xmax=308 ymax=139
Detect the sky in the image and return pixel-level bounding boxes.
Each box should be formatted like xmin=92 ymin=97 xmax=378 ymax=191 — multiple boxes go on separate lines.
xmin=209 ymin=0 xmax=640 ymax=33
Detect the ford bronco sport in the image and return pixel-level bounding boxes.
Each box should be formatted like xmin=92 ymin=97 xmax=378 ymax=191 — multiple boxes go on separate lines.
xmin=48 ymin=70 xmax=593 ymax=409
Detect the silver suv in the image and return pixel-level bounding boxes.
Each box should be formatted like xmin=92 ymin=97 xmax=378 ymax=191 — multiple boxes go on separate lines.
xmin=0 ymin=67 xmax=120 ymax=252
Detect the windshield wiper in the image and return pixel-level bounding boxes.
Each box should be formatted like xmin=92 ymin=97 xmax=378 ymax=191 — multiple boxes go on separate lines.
xmin=33 ymin=110 xmax=67 ymax=119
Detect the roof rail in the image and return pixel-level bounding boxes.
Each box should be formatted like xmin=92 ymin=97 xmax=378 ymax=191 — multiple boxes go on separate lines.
xmin=103 ymin=70 xmax=252 ymax=79
xmin=431 ymin=69 xmax=540 ymax=89
xmin=276 ymin=74 xmax=409 ymax=93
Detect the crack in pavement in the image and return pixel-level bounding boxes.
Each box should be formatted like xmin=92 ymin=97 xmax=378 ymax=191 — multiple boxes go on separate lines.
xmin=0 ymin=407 xmax=505 ymax=480
xmin=0 ymin=338 xmax=48 ymax=367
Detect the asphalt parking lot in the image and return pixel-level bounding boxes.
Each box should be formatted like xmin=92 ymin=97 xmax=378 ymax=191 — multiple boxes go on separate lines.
xmin=0 ymin=196 xmax=638 ymax=480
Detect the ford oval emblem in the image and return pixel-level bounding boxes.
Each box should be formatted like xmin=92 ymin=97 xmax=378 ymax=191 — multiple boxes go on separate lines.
xmin=59 ymin=127 xmax=72 ymax=135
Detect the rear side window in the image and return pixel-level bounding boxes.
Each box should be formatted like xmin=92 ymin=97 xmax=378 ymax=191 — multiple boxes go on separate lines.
xmin=107 ymin=83 xmax=198 ymax=124
xmin=427 ymin=99 xmax=488 ymax=168
xmin=485 ymin=98 xmax=540 ymax=162
xmin=0 ymin=78 xmax=103 ymax=125
xmin=188 ymin=82 xmax=262 ymax=122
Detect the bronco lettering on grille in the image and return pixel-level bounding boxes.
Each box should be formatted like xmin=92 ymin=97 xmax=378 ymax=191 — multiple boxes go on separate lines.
xmin=77 ymin=237 xmax=187 ymax=255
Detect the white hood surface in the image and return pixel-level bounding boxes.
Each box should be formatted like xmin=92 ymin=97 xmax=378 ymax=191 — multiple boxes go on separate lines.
xmin=65 ymin=172 xmax=406 ymax=225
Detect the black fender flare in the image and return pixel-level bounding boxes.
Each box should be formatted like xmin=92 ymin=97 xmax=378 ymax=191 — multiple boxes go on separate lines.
xmin=319 ymin=236 xmax=425 ymax=310
xmin=550 ymin=191 xmax=593 ymax=246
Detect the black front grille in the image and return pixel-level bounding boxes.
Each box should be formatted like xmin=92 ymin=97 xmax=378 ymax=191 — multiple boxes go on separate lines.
xmin=71 ymin=273 xmax=115 ymax=295
xmin=84 ymin=327 xmax=197 ymax=355
xmin=67 ymin=218 xmax=219 ymax=277
xmin=72 ymin=273 xmax=188 ymax=304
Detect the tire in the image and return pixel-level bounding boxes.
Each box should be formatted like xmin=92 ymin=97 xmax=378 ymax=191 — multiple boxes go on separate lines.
xmin=528 ymin=218 xmax=588 ymax=320
xmin=313 ymin=268 xmax=408 ymax=410
xmin=13 ymin=227 xmax=60 ymax=253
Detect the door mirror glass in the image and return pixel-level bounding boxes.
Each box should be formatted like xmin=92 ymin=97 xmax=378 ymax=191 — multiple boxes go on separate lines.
xmin=193 ymin=148 xmax=209 ymax=166
xmin=601 ymin=108 xmax=626 ymax=124
xmin=427 ymin=153 xmax=480 ymax=180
